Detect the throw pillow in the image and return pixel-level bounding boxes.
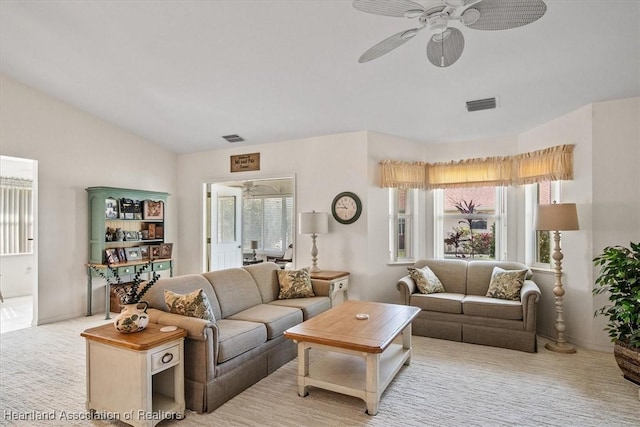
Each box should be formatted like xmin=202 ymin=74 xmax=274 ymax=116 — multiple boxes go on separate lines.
xmin=408 ymin=266 xmax=446 ymax=294
xmin=164 ymin=288 xmax=216 ymax=321
xmin=277 ymin=268 xmax=315 ymax=299
xmin=485 ymin=267 xmax=528 ymax=301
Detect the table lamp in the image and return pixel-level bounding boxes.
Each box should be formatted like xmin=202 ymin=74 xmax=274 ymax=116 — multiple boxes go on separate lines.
xmin=299 ymin=211 xmax=329 ymax=272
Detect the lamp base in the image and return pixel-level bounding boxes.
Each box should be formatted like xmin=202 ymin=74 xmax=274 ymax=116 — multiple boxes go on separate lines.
xmin=545 ymin=341 xmax=576 ymax=354
xmin=309 ymin=265 xmax=320 ymax=273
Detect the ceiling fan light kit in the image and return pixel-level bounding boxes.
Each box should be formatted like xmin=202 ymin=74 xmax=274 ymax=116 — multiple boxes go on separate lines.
xmin=354 ymin=0 xmax=547 ymax=68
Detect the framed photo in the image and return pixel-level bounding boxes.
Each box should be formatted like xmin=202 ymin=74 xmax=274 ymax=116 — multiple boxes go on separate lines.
xmin=160 ymin=243 xmax=173 ymax=259
xmin=150 ymin=245 xmax=162 ymax=260
xmin=105 ymin=198 xmax=118 ymax=219
xmin=155 ymin=226 xmax=164 ymax=239
xmin=143 ymin=200 xmax=164 ymax=220
xmin=117 ymin=248 xmax=127 ymax=263
xmin=105 ymin=248 xmax=119 ymax=264
xmin=148 ymin=224 xmax=156 ymax=240
xmin=124 ymin=230 xmax=140 ymax=241
xmin=139 ymin=245 xmax=150 ymax=259
xmin=126 ymin=247 xmax=142 ymax=262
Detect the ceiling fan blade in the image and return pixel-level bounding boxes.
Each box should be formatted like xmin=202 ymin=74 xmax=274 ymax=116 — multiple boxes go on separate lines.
xmin=464 ymin=0 xmax=547 ymax=31
xmin=426 ymin=27 xmax=465 ymax=67
xmin=359 ymin=28 xmax=422 ymax=63
xmin=353 ymin=0 xmax=425 ymax=18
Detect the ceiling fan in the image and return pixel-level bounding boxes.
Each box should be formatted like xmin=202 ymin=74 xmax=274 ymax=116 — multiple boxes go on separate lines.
xmin=353 ymin=0 xmax=547 ymax=67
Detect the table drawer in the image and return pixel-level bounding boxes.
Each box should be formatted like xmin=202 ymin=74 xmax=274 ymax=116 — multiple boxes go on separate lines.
xmin=151 ymin=344 xmax=180 ymax=372
xmin=152 ymin=261 xmax=171 ymax=272
xmin=117 ymin=265 xmax=136 ymax=276
xmin=332 ymin=278 xmax=348 ymax=294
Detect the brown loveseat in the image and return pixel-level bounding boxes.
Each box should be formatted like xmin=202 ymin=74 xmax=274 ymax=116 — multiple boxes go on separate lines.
xmin=397 ymin=259 xmax=541 ymax=353
xmin=144 ymin=262 xmax=331 ymax=413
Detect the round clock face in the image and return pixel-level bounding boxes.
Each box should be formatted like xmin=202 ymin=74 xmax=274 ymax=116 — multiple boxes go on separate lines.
xmin=332 ymin=192 xmax=362 ymax=224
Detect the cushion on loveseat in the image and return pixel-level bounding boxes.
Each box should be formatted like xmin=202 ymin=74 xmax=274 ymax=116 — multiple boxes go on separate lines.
xmin=466 ymin=260 xmax=531 ymax=296
xmin=462 ymin=295 xmax=523 ymax=320
xmin=410 ymin=293 xmax=464 ymax=314
xmin=227 ymin=304 xmax=302 ymax=339
xmin=413 ymin=258 xmax=467 ymax=294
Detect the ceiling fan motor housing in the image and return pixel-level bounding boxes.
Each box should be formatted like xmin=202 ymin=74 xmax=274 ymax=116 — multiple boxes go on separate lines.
xmin=426 ymin=13 xmax=449 ymax=33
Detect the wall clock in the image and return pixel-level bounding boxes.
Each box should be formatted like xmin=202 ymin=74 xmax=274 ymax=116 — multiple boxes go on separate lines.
xmin=331 ymin=192 xmax=362 ymax=225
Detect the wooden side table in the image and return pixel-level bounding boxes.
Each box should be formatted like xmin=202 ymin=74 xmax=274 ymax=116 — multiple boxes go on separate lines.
xmin=310 ymin=270 xmax=350 ymax=306
xmin=81 ymin=323 xmax=186 ymax=427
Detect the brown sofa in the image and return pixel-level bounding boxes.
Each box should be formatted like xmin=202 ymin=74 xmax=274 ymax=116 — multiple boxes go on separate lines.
xmin=144 ymin=262 xmax=331 ymax=413
xmin=397 ymin=259 xmax=541 ymax=353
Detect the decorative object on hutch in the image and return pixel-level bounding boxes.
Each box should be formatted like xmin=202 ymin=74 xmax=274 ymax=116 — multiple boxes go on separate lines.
xmin=86 ymin=186 xmax=173 ymax=320
xmin=299 ymin=211 xmax=329 ymax=273
xmin=535 ymin=201 xmax=580 ymax=354
xmin=89 ymin=261 xmax=160 ymax=333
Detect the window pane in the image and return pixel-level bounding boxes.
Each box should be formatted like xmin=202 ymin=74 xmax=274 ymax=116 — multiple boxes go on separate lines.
xmin=443 ymin=187 xmax=496 ymax=259
xmin=390 ymin=188 xmax=414 ymax=261
xmin=242 ymin=196 xmax=293 ymax=252
xmin=536 ymin=182 xmax=552 ymax=264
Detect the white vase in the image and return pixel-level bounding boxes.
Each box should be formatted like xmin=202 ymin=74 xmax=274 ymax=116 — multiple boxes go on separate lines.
xmin=114 ymin=302 xmax=149 ymax=334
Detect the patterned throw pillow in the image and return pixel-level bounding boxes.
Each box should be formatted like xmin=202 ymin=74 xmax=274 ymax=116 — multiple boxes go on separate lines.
xmin=408 ymin=266 xmax=446 ymax=294
xmin=277 ymin=268 xmax=315 ymax=299
xmin=486 ymin=267 xmax=528 ymax=301
xmin=164 ymin=288 xmax=216 ymax=321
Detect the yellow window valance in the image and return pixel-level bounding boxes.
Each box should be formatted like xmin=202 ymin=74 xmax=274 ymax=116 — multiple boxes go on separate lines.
xmin=380 ymin=160 xmax=427 ymax=189
xmin=380 ymin=144 xmax=574 ymax=189
xmin=425 ymin=156 xmax=513 ymax=189
xmin=513 ymin=144 xmax=574 ymax=184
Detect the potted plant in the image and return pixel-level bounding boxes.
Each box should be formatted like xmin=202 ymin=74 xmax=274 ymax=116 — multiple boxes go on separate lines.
xmin=90 ymin=260 xmax=160 ymax=333
xmin=593 ymin=242 xmax=640 ymax=385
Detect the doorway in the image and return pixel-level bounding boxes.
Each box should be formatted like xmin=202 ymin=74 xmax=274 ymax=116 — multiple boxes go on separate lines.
xmin=0 ymin=155 xmax=38 ymax=333
xmin=205 ymin=177 xmax=295 ymax=272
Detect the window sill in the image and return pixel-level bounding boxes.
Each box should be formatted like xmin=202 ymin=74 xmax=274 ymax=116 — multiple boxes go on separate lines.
xmin=387 ymin=261 xmax=415 ymax=267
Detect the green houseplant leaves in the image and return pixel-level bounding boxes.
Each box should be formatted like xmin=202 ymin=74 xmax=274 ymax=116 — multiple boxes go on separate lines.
xmin=593 ymin=242 xmax=640 ymax=349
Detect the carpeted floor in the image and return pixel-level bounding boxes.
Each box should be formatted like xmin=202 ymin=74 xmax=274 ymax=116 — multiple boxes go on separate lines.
xmin=1 ymin=315 xmax=638 ymax=426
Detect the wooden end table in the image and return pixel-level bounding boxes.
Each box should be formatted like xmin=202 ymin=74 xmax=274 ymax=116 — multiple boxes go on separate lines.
xmin=309 ymin=270 xmax=349 ymax=306
xmin=81 ymin=323 xmax=186 ymax=427
xmin=284 ymin=300 xmax=420 ymax=415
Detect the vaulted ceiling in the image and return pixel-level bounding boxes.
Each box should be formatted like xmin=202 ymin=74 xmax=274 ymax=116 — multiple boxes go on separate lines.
xmin=1 ymin=1 xmax=638 ymax=154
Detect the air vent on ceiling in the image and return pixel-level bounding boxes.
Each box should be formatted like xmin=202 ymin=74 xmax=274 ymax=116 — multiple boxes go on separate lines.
xmin=222 ymin=134 xmax=245 ymax=143
xmin=466 ymin=97 xmax=496 ymax=112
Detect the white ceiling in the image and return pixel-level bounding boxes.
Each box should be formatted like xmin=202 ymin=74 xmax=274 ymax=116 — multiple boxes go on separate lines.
xmin=1 ymin=1 xmax=638 ymax=155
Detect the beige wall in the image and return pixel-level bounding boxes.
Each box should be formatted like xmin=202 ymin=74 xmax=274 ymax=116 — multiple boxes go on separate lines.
xmin=0 ymin=74 xmax=178 ymax=324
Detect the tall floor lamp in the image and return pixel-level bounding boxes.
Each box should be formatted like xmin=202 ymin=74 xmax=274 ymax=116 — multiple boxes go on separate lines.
xmin=535 ymin=202 xmax=580 ymax=354
xmin=299 ymin=211 xmax=329 ymax=273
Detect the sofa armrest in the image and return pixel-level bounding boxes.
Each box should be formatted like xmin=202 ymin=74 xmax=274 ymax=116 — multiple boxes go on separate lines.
xmin=311 ymin=279 xmax=330 ymax=297
xmin=396 ymin=275 xmax=417 ymax=305
xmin=148 ymin=308 xmax=218 ymax=342
xmin=520 ymin=280 xmax=541 ymax=332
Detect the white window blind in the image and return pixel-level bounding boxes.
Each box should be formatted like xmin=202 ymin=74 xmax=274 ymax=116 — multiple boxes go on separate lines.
xmin=0 ymin=177 xmax=34 ymax=254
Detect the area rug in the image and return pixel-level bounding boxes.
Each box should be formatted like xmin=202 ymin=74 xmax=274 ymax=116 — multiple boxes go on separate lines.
xmin=1 ymin=315 xmax=638 ymax=426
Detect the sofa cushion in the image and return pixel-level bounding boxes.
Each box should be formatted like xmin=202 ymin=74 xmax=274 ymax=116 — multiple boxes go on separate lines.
xmin=410 ymin=293 xmax=464 ymax=314
xmin=277 ymin=268 xmax=315 ymax=299
xmin=414 ymin=259 xmax=467 ymax=294
xmin=466 ymin=261 xmax=531 ymax=296
xmin=408 ymin=266 xmax=445 ymax=294
xmin=485 ymin=267 xmax=528 ymax=301
xmin=164 ymin=288 xmax=216 ymax=321
xmin=228 ymin=304 xmax=303 ymax=339
xmin=216 ymin=319 xmax=267 ymax=363
xmin=269 ymin=297 xmax=331 ymax=321
xmin=202 ymin=268 xmax=263 ymax=318
xmin=244 ymin=262 xmax=282 ymax=303
xmin=146 ymin=274 xmax=222 ymax=320
xmin=462 ymin=295 xmax=523 ymax=320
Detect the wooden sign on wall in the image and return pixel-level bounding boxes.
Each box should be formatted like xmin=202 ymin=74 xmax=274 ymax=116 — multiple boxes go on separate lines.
xmin=230 ymin=153 xmax=260 ymax=173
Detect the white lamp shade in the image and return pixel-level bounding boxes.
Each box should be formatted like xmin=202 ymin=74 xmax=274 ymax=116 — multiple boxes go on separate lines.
xmin=535 ymin=203 xmax=579 ymax=231
xmin=299 ymin=212 xmax=329 ymax=234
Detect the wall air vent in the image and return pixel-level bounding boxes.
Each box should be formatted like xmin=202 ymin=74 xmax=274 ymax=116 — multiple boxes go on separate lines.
xmin=466 ymin=97 xmax=496 ymax=112
xmin=222 ymin=134 xmax=245 ymax=143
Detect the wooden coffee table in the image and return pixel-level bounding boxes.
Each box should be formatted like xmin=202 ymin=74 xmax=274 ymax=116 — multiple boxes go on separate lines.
xmin=284 ymin=300 xmax=420 ymax=415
